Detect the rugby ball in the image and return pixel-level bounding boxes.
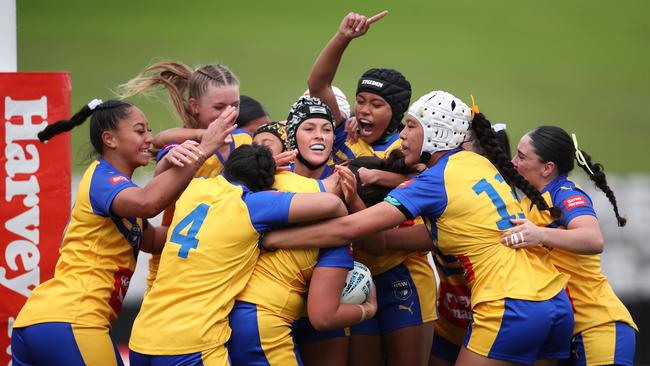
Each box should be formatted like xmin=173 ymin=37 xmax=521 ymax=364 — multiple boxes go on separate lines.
xmin=341 ymin=261 xmax=372 ymax=304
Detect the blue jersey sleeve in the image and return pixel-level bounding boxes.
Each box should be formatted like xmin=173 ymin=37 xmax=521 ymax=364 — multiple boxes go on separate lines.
xmin=155 ymin=143 xmax=179 ymax=162
xmin=89 ymin=160 xmax=138 ymax=217
xmin=552 ymin=187 xmax=596 ymax=227
xmin=244 ymin=190 xmax=296 ymax=233
xmin=333 ymin=118 xmax=349 ymax=157
xmin=384 ymin=163 xmax=448 ymax=221
xmin=315 ymin=244 xmax=354 ymax=269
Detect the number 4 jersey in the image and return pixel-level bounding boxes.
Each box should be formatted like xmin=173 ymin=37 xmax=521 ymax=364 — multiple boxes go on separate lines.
xmin=385 ymin=148 xmax=568 ymax=309
xmin=129 ymin=175 xmax=295 ymax=355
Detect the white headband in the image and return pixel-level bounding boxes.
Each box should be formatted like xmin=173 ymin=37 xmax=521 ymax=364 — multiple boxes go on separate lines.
xmin=492 ymin=123 xmax=507 ymax=132
xmin=87 ymin=98 xmax=104 ymax=110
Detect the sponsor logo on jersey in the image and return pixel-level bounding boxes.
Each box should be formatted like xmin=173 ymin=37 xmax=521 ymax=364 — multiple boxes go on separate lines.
xmin=109 ymin=175 xmax=129 ymax=185
xmin=361 ymin=79 xmax=384 ymax=89
xmin=398 ymin=179 xmax=414 ymax=189
xmin=563 ymin=195 xmax=588 ymax=210
xmin=109 ymin=267 xmax=134 ymax=315
xmin=392 ymin=279 xmax=412 ymax=300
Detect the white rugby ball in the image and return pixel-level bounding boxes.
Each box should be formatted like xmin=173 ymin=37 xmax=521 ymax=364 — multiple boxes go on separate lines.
xmin=341 ymin=261 xmax=372 ymax=304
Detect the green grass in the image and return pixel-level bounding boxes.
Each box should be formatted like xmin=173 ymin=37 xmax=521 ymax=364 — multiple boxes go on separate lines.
xmin=17 ymin=0 xmax=650 ymax=172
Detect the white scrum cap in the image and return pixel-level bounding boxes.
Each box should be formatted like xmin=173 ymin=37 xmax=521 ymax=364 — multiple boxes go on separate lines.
xmin=408 ymin=91 xmax=471 ymax=155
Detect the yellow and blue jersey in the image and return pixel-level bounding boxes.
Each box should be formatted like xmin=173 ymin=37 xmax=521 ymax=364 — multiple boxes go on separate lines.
xmin=286 ymin=162 xmax=334 ymax=180
xmin=14 ymin=158 xmax=147 ymax=329
xmin=385 ymin=148 xmax=568 ymax=308
xmin=432 ymin=247 xmax=472 ymax=347
xmin=333 ymin=127 xmax=401 ymax=162
xmin=235 ymin=170 xmax=351 ymax=320
xmin=521 ymin=174 xmax=638 ymax=335
xmin=129 ymin=175 xmax=295 ymax=355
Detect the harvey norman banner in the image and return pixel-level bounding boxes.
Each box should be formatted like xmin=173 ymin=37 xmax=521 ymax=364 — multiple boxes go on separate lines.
xmin=0 ymin=73 xmax=70 ymax=364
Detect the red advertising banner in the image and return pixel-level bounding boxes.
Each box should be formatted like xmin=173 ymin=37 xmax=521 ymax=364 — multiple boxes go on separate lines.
xmin=0 ymin=73 xmax=71 ymax=364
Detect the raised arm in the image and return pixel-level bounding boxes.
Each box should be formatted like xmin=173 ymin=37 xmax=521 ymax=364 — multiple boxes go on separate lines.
xmin=287 ymin=192 xmax=348 ymax=224
xmin=111 ymin=106 xmax=238 ymax=218
xmin=153 ymin=127 xmax=204 ymax=149
xmin=501 ymin=216 xmax=604 ymax=254
xmin=264 ymin=201 xmax=406 ymax=250
xmin=307 ymin=11 xmax=388 ymax=122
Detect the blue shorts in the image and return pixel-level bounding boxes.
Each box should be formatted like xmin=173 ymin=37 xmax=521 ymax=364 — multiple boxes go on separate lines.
xmin=292 ymin=317 xmax=349 ymax=345
xmin=430 ymin=332 xmax=461 ymax=364
xmin=351 ymin=258 xmax=437 ymax=335
xmin=464 ymin=290 xmax=574 ymax=365
xmin=227 ymin=301 xmax=303 ymax=366
xmin=130 ymin=346 xmax=228 ymax=366
xmin=571 ymin=321 xmax=636 ymax=366
xmin=12 ymin=322 xmax=124 ymax=366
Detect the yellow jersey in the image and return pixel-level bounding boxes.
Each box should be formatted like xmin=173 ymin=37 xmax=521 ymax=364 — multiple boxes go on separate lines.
xmin=14 ymin=158 xmax=147 ymax=329
xmin=333 ymin=129 xmax=401 ymax=162
xmin=353 ymin=217 xmax=425 ymax=275
xmin=521 ymin=174 xmax=637 ymax=334
xmin=236 ymin=171 xmax=353 ymax=320
xmin=385 ymin=148 xmax=568 ymax=308
xmin=129 ymin=175 xmax=295 ymax=354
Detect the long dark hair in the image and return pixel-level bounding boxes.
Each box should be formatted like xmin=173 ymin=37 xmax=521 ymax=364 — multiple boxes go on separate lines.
xmin=347 ymin=150 xmax=417 ymax=206
xmin=38 ymin=99 xmax=133 ymax=156
xmin=528 ymin=126 xmax=626 ymax=226
xmin=223 ymin=144 xmax=276 ymax=192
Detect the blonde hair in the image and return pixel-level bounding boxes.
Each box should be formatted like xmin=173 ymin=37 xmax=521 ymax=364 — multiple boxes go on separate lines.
xmin=118 ymin=61 xmax=239 ymax=128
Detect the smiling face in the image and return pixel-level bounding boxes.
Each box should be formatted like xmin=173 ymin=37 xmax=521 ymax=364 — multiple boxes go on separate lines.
xmin=399 ymin=115 xmax=425 ymax=167
xmin=295 ymin=118 xmax=334 ymax=167
xmin=355 ymin=92 xmax=392 ymax=144
xmin=108 ymin=106 xmax=153 ymax=168
xmin=190 ymin=85 xmax=240 ymax=128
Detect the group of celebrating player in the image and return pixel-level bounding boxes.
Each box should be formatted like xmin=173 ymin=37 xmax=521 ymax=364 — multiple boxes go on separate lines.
xmin=10 ymin=10 xmax=637 ymax=366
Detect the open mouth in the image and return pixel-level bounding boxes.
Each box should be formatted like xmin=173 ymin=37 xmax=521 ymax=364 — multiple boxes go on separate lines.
xmin=358 ymin=119 xmax=374 ymax=137
xmin=139 ymin=148 xmax=152 ymax=158
xmin=309 ymin=143 xmax=326 ymax=151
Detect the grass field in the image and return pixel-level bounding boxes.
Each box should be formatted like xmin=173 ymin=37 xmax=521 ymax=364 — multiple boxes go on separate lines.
xmin=17 ymin=0 xmax=650 ymax=172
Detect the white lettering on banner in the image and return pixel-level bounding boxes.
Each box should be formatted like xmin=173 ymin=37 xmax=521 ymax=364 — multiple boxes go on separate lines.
xmin=6 ymin=317 xmax=14 ymax=364
xmin=1 ymin=97 xmax=47 ymax=299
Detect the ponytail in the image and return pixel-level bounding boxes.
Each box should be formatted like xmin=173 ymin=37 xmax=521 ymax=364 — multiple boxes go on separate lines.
xmin=38 ymin=98 xmax=103 ymax=143
xmin=118 ymin=61 xmax=239 ymax=129
xmin=39 ymin=99 xmax=133 ymax=156
xmin=118 ymin=61 xmax=195 ymax=127
xmin=572 ymin=136 xmax=626 ymax=226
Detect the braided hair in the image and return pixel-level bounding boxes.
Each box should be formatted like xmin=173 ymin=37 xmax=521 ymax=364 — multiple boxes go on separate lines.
xmin=38 ymin=99 xmax=133 ymax=156
xmin=223 ymin=144 xmax=276 ymax=192
xmin=471 ymin=113 xmax=562 ymax=219
xmin=529 ymin=126 xmax=626 ymax=226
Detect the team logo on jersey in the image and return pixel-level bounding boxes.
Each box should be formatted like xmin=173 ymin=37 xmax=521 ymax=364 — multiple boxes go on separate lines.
xmin=109 ymin=175 xmax=129 ymax=185
xmin=392 ymin=280 xmax=412 ymax=300
xmin=563 ymin=195 xmax=587 ymax=210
